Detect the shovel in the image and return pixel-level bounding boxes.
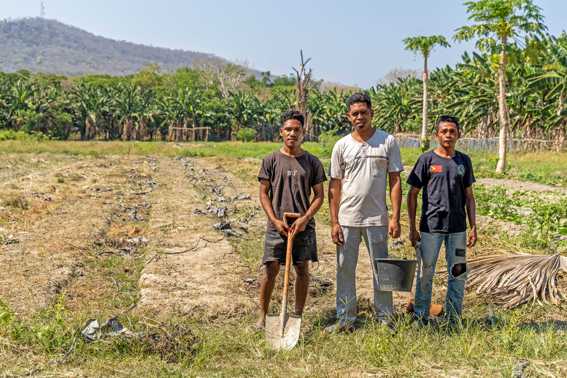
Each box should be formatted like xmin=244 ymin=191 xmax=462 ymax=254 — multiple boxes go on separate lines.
xmin=265 ymin=212 xmax=302 ymax=350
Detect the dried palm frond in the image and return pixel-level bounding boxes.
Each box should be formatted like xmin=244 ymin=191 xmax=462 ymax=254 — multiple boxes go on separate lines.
xmin=466 ymin=253 xmax=567 ymax=308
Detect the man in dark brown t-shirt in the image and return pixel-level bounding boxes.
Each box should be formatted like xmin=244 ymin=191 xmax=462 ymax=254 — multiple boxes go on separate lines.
xmin=256 ymin=110 xmax=326 ymax=329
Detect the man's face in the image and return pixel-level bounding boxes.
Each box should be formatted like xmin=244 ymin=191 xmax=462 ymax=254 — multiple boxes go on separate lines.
xmin=280 ymin=119 xmax=303 ymax=148
xmin=347 ymin=102 xmax=373 ymax=132
xmin=436 ymin=121 xmax=460 ymax=149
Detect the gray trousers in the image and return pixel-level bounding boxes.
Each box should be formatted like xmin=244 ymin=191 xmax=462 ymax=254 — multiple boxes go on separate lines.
xmin=336 ymin=226 xmax=393 ymax=324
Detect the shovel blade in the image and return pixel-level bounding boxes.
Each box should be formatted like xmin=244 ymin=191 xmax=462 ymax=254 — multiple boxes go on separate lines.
xmin=265 ymin=314 xmax=301 ymax=350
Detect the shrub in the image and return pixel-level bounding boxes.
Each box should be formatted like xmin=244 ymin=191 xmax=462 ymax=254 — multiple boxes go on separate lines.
xmin=235 ymin=128 xmax=257 ymax=142
xmin=319 ymin=130 xmax=341 ymax=156
xmin=0 ymin=130 xmax=48 ymax=141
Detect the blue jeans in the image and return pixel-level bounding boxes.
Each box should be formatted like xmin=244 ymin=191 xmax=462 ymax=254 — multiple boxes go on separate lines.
xmin=336 ymin=226 xmax=393 ymax=325
xmin=414 ymin=232 xmax=468 ymax=320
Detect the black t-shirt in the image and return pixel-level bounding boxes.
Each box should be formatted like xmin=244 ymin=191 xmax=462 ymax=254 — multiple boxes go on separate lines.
xmin=407 ymin=150 xmax=475 ymax=233
xmin=258 ymin=150 xmax=327 ymax=231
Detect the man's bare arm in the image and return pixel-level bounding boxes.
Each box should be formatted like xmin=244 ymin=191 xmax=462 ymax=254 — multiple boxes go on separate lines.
xmin=328 ymin=178 xmax=344 ymax=245
xmin=407 ymin=186 xmax=421 ymax=246
xmin=292 ymin=182 xmax=325 ymax=232
xmin=465 ymin=186 xmax=477 ymax=247
xmin=304 ymin=182 xmax=325 ymax=220
xmin=328 ymin=178 xmax=341 ymax=226
xmin=388 ymin=172 xmax=402 ymax=238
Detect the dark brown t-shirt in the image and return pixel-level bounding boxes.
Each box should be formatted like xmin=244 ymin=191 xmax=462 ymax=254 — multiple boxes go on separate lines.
xmin=258 ymin=150 xmax=327 ymax=231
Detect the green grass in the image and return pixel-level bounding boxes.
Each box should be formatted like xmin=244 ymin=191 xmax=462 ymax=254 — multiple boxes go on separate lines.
xmin=478 ymin=151 xmax=567 ymax=187
xmin=1 ymin=140 xmax=565 ymax=186
xmin=0 ymin=130 xmax=48 ymax=141
xmin=177 ymin=309 xmax=566 ymax=376
xmin=1 ymin=140 xmax=566 ymax=376
xmin=1 ymin=299 xmax=565 ymax=377
xmin=474 ymin=186 xmax=567 ymax=252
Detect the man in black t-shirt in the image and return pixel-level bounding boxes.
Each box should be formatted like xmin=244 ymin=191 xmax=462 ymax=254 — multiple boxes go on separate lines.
xmin=256 ymin=110 xmax=327 ymax=329
xmin=407 ymin=115 xmax=477 ymax=322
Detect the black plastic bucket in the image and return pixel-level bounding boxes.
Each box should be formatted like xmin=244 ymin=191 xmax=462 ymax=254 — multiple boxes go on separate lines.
xmin=373 ymin=258 xmax=417 ymax=292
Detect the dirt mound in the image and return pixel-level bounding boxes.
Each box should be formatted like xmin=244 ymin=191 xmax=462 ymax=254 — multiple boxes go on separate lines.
xmin=478 ymin=177 xmax=566 ymax=195
xmin=138 ymin=158 xmax=254 ymax=318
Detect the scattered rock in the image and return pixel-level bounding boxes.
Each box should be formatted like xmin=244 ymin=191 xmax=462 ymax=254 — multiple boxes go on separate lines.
xmin=511 ymin=360 xmax=529 ymax=378
xmin=206 ymin=203 xmax=227 ymax=218
xmin=310 ymin=276 xmax=333 ymax=296
xmin=211 ymin=186 xmax=224 ymax=197
xmin=81 ymin=317 xmax=141 ymax=342
xmin=81 ymin=319 xmax=101 ymax=342
xmin=0 ymin=233 xmax=19 ymax=245
xmin=213 ymin=222 xmax=244 ymax=237
xmin=234 ymin=193 xmax=251 ymax=201
xmin=127 ymin=236 xmax=149 ymax=246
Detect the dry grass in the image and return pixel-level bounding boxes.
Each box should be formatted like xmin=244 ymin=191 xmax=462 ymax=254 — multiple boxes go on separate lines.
xmin=0 ymin=145 xmax=565 ymax=377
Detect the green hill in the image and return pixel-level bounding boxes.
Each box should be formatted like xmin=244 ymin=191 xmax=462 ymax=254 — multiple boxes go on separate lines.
xmin=0 ymin=17 xmax=246 ymax=76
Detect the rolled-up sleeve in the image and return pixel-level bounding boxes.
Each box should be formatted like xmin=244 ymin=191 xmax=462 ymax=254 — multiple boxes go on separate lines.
xmin=407 ymin=156 xmax=426 ymax=188
xmin=329 ymin=142 xmax=345 ymax=179
xmin=258 ymin=156 xmax=272 ymax=182
xmin=387 ymin=136 xmax=403 ymax=173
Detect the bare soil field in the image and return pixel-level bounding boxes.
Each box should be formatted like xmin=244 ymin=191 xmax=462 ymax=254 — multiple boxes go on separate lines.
xmin=137 ymin=157 xmax=254 ymax=318
xmin=0 ymin=149 xmax=565 ymax=377
xmin=0 ymin=153 xmax=423 ymax=328
xmin=0 ymin=155 xmax=262 ymax=320
xmin=0 ymin=155 xmax=140 ymax=315
xmin=478 ymin=177 xmax=567 ymax=194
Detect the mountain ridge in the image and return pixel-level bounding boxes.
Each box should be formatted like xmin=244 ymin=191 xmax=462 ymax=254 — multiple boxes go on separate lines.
xmin=0 ymin=17 xmax=254 ymax=76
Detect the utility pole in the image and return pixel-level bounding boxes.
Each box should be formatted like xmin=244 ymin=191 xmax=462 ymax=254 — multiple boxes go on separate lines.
xmin=40 ymin=2 xmax=46 ymax=18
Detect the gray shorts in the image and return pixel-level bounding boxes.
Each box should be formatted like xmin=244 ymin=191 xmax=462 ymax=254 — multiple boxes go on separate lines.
xmin=263 ymin=228 xmax=318 ymax=265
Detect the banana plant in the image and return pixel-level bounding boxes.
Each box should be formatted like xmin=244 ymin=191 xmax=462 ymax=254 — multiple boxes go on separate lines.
xmin=455 ymin=0 xmax=547 ymax=173
xmin=403 ymin=35 xmax=450 ymax=150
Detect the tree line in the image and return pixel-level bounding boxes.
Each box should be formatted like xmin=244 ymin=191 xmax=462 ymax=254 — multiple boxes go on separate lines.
xmin=0 ymin=1 xmax=565 ymax=160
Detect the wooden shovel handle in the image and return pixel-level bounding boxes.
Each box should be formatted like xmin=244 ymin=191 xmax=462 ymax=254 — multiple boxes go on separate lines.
xmin=278 ymin=212 xmax=301 ymax=335
xmin=281 ymin=212 xmax=300 ymax=314
xmin=279 ymin=226 xmax=297 ymax=335
xmin=281 ymin=229 xmax=296 ymax=305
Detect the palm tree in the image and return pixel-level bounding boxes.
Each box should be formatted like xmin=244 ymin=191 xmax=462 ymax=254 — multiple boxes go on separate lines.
xmin=455 ymin=0 xmax=547 ymax=173
xmin=403 ymin=35 xmax=450 ymax=150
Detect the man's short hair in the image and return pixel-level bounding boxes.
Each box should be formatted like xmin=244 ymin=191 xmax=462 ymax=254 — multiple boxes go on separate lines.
xmin=436 ymin=115 xmax=460 ymax=130
xmin=346 ymin=92 xmax=372 ymax=111
xmin=281 ymin=109 xmax=305 ymax=127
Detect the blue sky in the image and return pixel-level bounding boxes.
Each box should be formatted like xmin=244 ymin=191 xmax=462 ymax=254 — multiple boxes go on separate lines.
xmin=2 ymin=0 xmax=566 ymax=87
